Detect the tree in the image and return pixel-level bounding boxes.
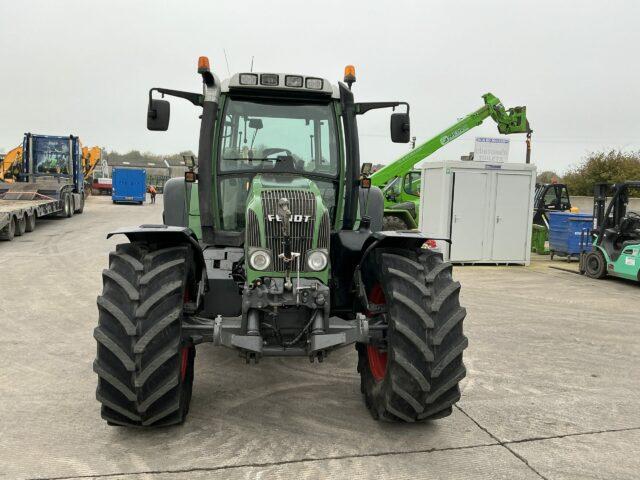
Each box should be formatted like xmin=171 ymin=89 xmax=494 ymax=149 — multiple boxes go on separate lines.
xmin=537 ymin=170 xmax=561 ymax=184
xmin=563 ymin=150 xmax=640 ymax=196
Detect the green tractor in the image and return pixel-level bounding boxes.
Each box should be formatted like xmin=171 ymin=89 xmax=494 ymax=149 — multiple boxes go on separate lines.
xmin=93 ymin=60 xmax=468 ymax=426
xmin=580 ymin=182 xmax=640 ymax=282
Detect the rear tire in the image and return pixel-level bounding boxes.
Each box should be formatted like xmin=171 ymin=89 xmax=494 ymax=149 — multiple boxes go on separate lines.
xmin=0 ymin=216 xmax=16 ymax=241
xmin=383 ymin=215 xmax=410 ymax=231
xmin=584 ymin=250 xmax=607 ymax=279
xmin=15 ymin=215 xmax=26 ymax=236
xmin=25 ymin=213 xmax=36 ymax=232
xmin=357 ymin=248 xmax=468 ymax=422
xmin=94 ymin=242 xmax=196 ymax=427
xmin=76 ymin=195 xmax=85 ymax=214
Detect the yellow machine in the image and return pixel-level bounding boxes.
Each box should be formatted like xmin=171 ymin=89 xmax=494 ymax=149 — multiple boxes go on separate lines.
xmin=2 ymin=142 xmax=102 ymax=183
xmin=81 ymin=145 xmax=102 ymax=179
xmin=0 ymin=145 xmax=23 ymax=182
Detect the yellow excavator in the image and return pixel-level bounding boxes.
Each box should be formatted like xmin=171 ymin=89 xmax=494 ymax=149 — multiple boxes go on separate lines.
xmin=82 ymin=145 xmax=102 ymax=178
xmin=0 ymin=145 xmax=23 ymax=182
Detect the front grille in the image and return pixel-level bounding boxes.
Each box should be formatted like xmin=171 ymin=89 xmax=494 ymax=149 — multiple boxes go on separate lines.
xmin=246 ymin=210 xmax=260 ymax=247
xmin=262 ymin=189 xmax=316 ymax=272
xmin=318 ymin=211 xmax=330 ymax=249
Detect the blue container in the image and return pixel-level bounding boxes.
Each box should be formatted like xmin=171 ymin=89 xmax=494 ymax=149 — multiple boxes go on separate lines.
xmin=548 ymin=212 xmax=593 ymax=259
xmin=112 ymin=168 xmax=146 ymax=204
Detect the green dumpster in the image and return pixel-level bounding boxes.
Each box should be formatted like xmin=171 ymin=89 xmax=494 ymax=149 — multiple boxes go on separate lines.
xmin=531 ymin=225 xmax=549 ymax=254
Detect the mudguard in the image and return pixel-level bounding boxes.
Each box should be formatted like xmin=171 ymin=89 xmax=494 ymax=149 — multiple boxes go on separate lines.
xmin=107 ymin=225 xmax=206 ymax=275
xmin=330 ymin=229 xmax=431 ymax=312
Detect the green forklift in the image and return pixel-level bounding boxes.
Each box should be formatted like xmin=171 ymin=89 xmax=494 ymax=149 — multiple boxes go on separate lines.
xmin=580 ymin=182 xmax=640 ymax=282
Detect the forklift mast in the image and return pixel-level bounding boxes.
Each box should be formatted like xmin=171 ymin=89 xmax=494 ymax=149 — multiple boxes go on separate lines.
xmin=593 ymin=182 xmax=640 ymax=243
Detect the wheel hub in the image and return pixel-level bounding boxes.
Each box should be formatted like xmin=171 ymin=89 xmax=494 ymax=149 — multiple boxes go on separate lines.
xmin=367 ymin=283 xmax=388 ymax=382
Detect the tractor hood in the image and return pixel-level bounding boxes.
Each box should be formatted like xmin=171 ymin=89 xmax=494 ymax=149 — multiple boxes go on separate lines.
xmin=244 ymin=174 xmax=331 ymax=282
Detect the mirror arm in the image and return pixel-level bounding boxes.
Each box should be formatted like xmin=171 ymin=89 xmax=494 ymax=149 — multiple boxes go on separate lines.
xmin=148 ymin=88 xmax=203 ymax=107
xmin=355 ymin=101 xmax=410 ymax=115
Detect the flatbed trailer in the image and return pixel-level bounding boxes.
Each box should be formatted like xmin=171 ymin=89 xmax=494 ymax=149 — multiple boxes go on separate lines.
xmin=0 ymin=179 xmax=82 ymax=241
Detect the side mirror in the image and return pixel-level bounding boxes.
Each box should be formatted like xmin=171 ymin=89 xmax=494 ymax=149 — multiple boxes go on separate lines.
xmin=361 ymin=162 xmax=373 ymax=176
xmin=147 ymin=99 xmax=170 ymax=131
xmin=248 ymin=118 xmax=263 ymax=130
xmin=390 ymin=112 xmax=410 ymax=143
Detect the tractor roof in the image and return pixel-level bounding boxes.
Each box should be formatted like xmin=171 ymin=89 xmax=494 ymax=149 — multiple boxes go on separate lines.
xmin=221 ymin=72 xmax=339 ymax=99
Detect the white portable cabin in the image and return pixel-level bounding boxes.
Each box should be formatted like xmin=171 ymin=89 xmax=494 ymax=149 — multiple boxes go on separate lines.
xmin=419 ymin=161 xmax=537 ymax=265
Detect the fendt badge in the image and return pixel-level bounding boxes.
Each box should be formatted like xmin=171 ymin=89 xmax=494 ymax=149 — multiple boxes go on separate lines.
xmin=267 ymin=214 xmax=311 ymax=223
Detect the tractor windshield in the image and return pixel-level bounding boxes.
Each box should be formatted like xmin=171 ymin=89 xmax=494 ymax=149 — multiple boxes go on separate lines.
xmin=219 ymin=98 xmax=339 ymax=176
xmin=33 ymin=137 xmax=71 ymax=175
xmin=216 ymin=97 xmax=341 ymax=231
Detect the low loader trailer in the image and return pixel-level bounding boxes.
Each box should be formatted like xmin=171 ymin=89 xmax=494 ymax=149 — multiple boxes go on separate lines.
xmin=0 ymin=134 xmax=85 ymax=241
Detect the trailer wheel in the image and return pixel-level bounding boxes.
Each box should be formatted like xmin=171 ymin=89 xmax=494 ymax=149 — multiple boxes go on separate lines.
xmin=75 ymin=195 xmax=85 ymax=214
xmin=94 ymin=242 xmax=196 ymax=427
xmin=357 ymin=248 xmax=467 ymax=422
xmin=25 ymin=213 xmax=36 ymax=232
xmin=0 ymin=216 xmax=16 ymax=241
xmin=15 ymin=215 xmax=26 ymax=236
xmin=584 ymin=250 xmax=607 ymax=279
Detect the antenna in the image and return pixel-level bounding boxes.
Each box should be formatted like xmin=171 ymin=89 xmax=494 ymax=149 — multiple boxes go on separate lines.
xmin=250 ymin=56 xmax=254 ymax=72
xmin=223 ymin=49 xmax=231 ymax=76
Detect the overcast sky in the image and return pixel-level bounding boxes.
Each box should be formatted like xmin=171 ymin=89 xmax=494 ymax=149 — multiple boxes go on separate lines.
xmin=1 ymin=0 xmax=639 ymax=174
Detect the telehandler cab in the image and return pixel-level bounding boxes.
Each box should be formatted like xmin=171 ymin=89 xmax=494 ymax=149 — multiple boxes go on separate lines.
xmin=93 ymin=58 xmax=468 ymax=426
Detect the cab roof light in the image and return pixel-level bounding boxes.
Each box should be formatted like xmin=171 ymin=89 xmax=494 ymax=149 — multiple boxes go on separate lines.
xmin=260 ymin=73 xmax=279 ymax=86
xmin=197 ymin=56 xmax=210 ymax=74
xmin=239 ymin=73 xmax=258 ymax=85
xmin=344 ymin=65 xmax=356 ymax=89
xmin=305 ymin=77 xmax=323 ymax=90
xmin=285 ymin=75 xmax=303 ymax=87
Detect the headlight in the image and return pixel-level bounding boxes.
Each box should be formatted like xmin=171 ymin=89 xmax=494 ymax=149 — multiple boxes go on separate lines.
xmin=305 ymin=77 xmax=323 ymax=90
xmin=307 ymin=250 xmax=328 ymax=271
xmin=249 ymin=249 xmax=271 ymax=271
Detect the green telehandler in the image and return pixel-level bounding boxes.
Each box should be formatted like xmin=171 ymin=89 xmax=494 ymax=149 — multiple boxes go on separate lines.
xmin=93 ymin=60 xmax=468 ymax=426
xmin=371 ymin=93 xmax=532 ymax=229
xmin=580 ymin=182 xmax=640 ymax=282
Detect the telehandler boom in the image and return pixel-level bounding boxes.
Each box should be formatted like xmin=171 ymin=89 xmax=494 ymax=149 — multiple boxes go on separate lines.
xmin=372 ymin=93 xmax=531 ymax=229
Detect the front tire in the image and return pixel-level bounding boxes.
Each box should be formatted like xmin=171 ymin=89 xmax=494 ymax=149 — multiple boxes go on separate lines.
xmin=357 ymin=248 xmax=468 ymax=422
xmin=94 ymin=242 xmax=196 ymax=427
xmin=584 ymin=250 xmax=607 ymax=279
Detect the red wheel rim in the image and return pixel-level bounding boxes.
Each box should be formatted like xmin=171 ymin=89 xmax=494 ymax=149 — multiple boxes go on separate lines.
xmin=367 ymin=283 xmax=387 ymax=382
xmin=180 ymin=346 xmax=190 ymax=381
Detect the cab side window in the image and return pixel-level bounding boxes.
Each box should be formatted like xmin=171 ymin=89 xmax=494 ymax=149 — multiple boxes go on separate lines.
xmin=403 ymin=171 xmax=421 ymax=196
